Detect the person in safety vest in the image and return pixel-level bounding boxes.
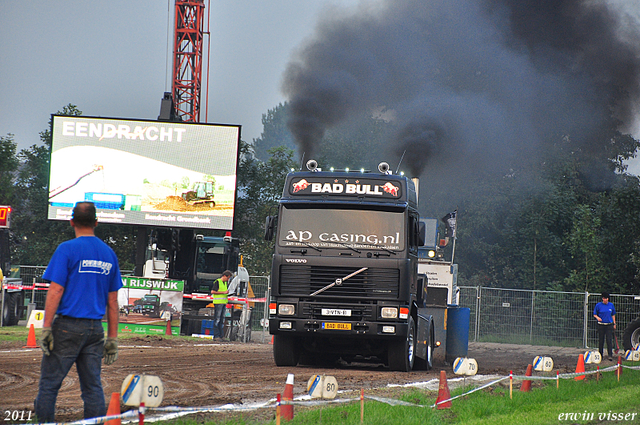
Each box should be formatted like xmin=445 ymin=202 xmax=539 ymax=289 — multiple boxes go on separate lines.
xmin=211 ymin=270 xmax=232 ymax=339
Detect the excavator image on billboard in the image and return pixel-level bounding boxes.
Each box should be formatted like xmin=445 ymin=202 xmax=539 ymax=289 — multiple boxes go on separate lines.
xmin=181 ymin=181 xmax=215 ymax=207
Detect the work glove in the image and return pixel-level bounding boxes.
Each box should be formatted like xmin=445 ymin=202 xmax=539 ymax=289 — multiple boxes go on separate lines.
xmin=40 ymin=327 xmax=54 ymax=356
xmin=103 ymin=337 xmax=118 ymax=365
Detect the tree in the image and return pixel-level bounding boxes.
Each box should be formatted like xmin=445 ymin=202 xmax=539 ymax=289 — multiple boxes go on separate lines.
xmin=11 ymin=106 xmax=83 ymax=265
xmin=253 ymin=103 xmax=296 ymax=161
xmin=234 ymin=141 xmax=296 ymax=274
xmin=0 ymin=134 xmax=19 ymax=206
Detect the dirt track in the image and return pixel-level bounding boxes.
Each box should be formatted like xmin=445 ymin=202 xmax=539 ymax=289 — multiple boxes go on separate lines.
xmin=0 ymin=336 xmax=592 ymax=422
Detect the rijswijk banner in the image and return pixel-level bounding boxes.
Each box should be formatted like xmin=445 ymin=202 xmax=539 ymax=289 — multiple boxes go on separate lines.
xmin=107 ymin=277 xmax=185 ymax=336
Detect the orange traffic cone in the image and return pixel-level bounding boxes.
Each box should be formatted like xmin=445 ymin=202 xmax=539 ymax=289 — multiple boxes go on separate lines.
xmin=520 ymin=364 xmax=533 ymax=392
xmin=24 ymin=324 xmax=38 ymax=348
xmin=165 ymin=320 xmax=172 ymax=336
xmin=282 ymin=373 xmax=294 ymax=420
xmin=270 ymin=335 xmax=274 ymax=344
xmin=436 ymin=370 xmax=452 ymax=409
xmin=574 ymin=354 xmax=585 ymax=381
xmin=105 ymin=392 xmax=121 ymax=425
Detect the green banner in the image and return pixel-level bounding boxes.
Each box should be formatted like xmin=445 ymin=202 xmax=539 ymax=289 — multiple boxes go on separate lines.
xmin=104 ymin=322 xmax=179 ymax=336
xmin=122 ymin=277 xmax=184 ymax=292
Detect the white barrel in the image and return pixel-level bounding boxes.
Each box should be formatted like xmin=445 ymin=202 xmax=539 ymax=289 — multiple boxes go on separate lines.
xmin=590 ymin=351 xmax=602 ymax=364
xmin=307 ymin=375 xmax=324 ymax=398
xmin=322 ymin=376 xmax=338 ymax=399
xmin=533 ymin=356 xmax=554 ymax=372
xmin=453 ymin=357 xmax=478 ymax=376
xmin=584 ymin=351 xmax=594 ymax=364
xmin=306 ymin=375 xmax=338 ymax=399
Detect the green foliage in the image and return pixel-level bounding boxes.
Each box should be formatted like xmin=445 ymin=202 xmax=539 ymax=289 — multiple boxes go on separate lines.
xmin=0 ymin=134 xmax=19 ymax=206
xmin=11 ymin=106 xmax=82 ymax=265
xmin=253 ymin=103 xmax=296 ymax=161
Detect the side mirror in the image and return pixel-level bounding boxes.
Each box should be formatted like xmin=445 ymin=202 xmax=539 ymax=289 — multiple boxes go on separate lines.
xmin=264 ymin=216 xmax=276 ymax=241
xmin=418 ymin=221 xmax=426 ymax=246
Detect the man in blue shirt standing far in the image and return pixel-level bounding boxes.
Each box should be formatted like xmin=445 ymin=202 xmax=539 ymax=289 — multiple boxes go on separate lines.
xmin=593 ymin=291 xmax=617 ymax=361
xmin=35 ymin=202 xmax=123 ymax=422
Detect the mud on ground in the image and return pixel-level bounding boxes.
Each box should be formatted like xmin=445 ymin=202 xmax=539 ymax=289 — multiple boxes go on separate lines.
xmin=0 ymin=336 xmax=591 ymax=422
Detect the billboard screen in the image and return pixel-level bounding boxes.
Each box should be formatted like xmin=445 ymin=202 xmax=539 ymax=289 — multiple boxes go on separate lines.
xmin=48 ymin=116 xmax=240 ymax=230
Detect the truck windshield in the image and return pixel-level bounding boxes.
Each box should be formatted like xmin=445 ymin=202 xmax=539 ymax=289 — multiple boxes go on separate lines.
xmin=196 ymin=243 xmax=225 ymax=275
xmin=278 ymin=207 xmax=404 ymax=251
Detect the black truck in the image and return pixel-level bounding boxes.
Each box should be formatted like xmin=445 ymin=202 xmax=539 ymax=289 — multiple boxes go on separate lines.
xmin=265 ymin=161 xmax=441 ymax=371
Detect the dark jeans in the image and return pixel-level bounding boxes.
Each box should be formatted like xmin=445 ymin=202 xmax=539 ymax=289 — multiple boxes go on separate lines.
xmin=597 ymin=323 xmax=614 ymax=358
xmin=213 ymin=303 xmax=227 ymax=338
xmin=35 ymin=316 xmax=106 ymax=422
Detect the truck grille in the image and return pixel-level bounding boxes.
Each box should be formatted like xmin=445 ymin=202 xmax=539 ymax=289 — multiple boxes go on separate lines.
xmin=279 ymin=265 xmax=400 ymax=298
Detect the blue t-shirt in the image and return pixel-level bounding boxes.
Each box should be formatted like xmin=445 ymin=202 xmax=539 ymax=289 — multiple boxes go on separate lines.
xmin=43 ymin=236 xmax=123 ymax=320
xmin=594 ymin=301 xmax=616 ymax=324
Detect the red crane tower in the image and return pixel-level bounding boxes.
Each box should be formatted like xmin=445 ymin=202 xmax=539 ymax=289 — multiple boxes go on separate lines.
xmin=170 ymin=0 xmax=209 ymax=123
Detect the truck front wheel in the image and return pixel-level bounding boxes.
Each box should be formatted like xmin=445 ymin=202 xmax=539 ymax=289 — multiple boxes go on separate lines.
xmin=623 ymin=318 xmax=640 ymax=351
xmin=1 ymin=292 xmax=20 ymax=326
xmin=388 ymin=317 xmax=415 ymax=371
xmin=273 ymin=334 xmax=300 ymax=366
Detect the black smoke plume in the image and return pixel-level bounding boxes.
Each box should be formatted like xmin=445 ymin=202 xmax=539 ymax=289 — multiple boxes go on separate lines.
xmin=281 ymin=0 xmax=640 ymax=184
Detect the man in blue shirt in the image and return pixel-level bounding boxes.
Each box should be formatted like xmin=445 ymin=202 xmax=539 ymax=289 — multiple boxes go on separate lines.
xmin=34 ymin=202 xmax=123 ymax=422
xmin=593 ymin=291 xmax=617 ymax=361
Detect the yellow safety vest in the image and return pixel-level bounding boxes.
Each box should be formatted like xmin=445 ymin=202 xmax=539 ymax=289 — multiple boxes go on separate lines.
xmin=212 ymin=279 xmax=228 ymax=304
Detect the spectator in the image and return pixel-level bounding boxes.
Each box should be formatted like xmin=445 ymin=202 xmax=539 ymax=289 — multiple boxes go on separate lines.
xmin=34 ymin=202 xmax=122 ymax=422
xmin=593 ymin=291 xmax=617 ymax=361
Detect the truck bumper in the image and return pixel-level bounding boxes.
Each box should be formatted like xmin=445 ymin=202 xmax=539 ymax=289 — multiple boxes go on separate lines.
xmin=269 ymin=318 xmax=409 ymax=339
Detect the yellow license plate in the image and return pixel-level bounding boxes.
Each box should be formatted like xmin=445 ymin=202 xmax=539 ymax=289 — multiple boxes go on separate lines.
xmin=322 ymin=322 xmax=351 ymax=330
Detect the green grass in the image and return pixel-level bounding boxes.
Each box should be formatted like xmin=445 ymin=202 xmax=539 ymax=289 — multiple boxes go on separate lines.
xmin=0 ymin=325 xmax=31 ymax=342
xmin=0 ymin=325 xmax=195 ymax=343
xmin=155 ymin=370 xmax=640 ymax=425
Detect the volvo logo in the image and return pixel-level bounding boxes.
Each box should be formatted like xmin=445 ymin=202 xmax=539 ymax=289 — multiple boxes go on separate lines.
xmin=285 ymin=258 xmax=307 ymax=263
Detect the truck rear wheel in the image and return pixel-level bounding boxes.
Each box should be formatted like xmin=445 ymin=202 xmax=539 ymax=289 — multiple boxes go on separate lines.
xmin=273 ymin=335 xmax=300 ymax=366
xmin=388 ymin=317 xmax=415 ymax=371
xmin=623 ymin=318 xmax=640 ymax=351
xmin=1 ymin=292 xmax=20 ymax=326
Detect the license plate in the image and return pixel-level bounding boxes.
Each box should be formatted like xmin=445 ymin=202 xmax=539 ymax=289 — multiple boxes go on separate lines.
xmin=322 ymin=308 xmax=351 ymax=316
xmin=322 ymin=322 xmax=351 ymax=330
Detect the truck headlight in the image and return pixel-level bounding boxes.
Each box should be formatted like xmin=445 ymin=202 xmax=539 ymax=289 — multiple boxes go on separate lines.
xmin=381 ymin=307 xmax=398 ymax=319
xmin=278 ymin=304 xmax=295 ymax=316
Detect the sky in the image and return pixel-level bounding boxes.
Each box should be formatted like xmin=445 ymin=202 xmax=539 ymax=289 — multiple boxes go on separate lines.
xmin=0 ymin=0 xmax=358 ymax=151
xmin=1 ymin=0 xmax=639 ymax=174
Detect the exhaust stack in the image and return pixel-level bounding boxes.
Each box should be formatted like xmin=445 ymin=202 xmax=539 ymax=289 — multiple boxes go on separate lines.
xmin=411 ymin=177 xmax=419 ymax=203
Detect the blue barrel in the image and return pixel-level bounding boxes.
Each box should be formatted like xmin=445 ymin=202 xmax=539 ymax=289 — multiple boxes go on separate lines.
xmin=446 ymin=306 xmax=470 ymax=362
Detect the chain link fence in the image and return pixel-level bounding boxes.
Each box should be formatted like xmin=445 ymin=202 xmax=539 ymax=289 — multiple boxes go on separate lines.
xmin=459 ymin=286 xmax=640 ymax=349
xmin=247 ymin=275 xmax=270 ymax=343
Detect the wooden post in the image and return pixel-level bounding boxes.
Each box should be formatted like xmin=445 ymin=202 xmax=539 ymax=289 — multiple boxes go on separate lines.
xmin=509 ymin=371 xmax=513 ymax=399
xmin=360 ymin=388 xmax=364 ymax=424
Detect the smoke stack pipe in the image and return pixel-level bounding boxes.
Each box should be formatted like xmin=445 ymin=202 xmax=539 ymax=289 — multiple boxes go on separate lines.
xmin=411 ymin=177 xmax=419 ymax=204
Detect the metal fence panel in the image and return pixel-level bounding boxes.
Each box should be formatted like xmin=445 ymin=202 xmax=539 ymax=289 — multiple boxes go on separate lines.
xmin=248 ymin=276 xmax=270 ymax=342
